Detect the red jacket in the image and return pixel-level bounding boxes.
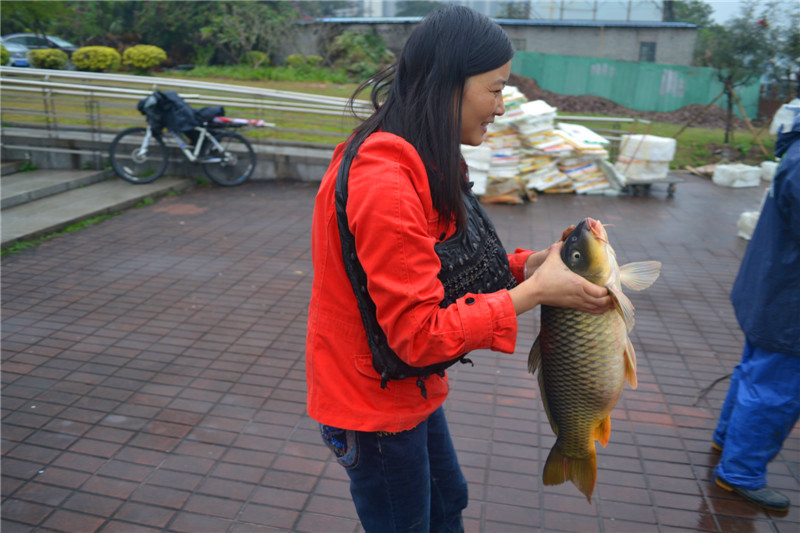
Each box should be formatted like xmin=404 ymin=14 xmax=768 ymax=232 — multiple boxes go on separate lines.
xmin=306 ymin=132 xmax=533 ymax=432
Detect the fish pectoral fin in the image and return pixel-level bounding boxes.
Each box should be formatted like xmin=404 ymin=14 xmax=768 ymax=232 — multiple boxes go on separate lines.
xmin=543 ymin=445 xmax=597 ymax=503
xmin=528 ymin=336 xmax=542 ymax=375
xmin=619 ymin=261 xmax=661 ymax=291
xmin=595 ymin=415 xmax=611 ymax=448
xmin=607 ymin=283 xmax=635 ymax=332
xmin=624 ymin=337 xmax=638 ymax=389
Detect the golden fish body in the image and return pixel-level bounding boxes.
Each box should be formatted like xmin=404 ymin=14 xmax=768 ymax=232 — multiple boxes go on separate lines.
xmin=529 ymin=217 xmax=660 ymax=502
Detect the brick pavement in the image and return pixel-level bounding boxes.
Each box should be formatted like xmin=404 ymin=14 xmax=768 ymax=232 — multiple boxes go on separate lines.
xmin=2 ymin=176 xmax=798 ymax=532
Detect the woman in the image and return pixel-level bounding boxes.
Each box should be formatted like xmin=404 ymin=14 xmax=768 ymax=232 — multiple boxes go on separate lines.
xmin=306 ymin=6 xmax=611 ymax=531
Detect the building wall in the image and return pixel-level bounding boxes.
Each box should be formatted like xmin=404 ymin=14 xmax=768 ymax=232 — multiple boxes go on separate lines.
xmin=288 ymin=19 xmax=697 ymax=67
xmin=503 ymin=26 xmax=697 ymax=65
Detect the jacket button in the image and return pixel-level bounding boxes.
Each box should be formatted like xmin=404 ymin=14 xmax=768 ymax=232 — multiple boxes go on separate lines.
xmin=465 ymin=297 xmax=475 ymax=305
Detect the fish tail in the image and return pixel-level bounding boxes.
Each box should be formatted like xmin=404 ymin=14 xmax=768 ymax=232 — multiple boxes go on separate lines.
xmin=543 ymin=445 xmax=597 ymax=503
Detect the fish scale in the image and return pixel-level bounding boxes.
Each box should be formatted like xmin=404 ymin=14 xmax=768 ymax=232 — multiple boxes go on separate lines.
xmin=539 ymin=305 xmax=627 ymax=458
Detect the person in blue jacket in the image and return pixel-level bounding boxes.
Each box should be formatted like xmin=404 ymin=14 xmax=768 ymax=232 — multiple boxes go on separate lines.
xmin=711 ymin=109 xmax=800 ymax=512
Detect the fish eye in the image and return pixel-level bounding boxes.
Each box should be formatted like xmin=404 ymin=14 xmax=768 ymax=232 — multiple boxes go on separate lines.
xmin=571 ymin=251 xmax=581 ymax=261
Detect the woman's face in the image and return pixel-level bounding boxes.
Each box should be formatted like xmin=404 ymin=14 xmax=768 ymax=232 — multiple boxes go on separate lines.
xmin=460 ymin=61 xmax=511 ymax=146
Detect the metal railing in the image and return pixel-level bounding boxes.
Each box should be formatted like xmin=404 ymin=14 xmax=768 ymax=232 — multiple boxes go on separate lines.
xmin=1 ymin=67 xmax=642 ymax=165
xmin=0 ymin=67 xmax=371 ymax=162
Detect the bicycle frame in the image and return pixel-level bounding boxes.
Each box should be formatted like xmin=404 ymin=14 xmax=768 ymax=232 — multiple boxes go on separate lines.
xmin=136 ymin=125 xmax=227 ymax=164
xmin=167 ymin=126 xmax=226 ymax=164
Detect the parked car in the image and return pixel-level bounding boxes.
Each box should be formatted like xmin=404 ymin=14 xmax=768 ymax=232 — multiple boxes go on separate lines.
xmin=1 ymin=33 xmax=78 ymax=56
xmin=1 ymin=39 xmax=30 ymax=67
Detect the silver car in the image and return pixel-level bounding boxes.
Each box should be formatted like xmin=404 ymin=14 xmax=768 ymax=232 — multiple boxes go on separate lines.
xmin=1 ymin=39 xmax=30 ymax=67
xmin=1 ymin=33 xmax=78 ymax=57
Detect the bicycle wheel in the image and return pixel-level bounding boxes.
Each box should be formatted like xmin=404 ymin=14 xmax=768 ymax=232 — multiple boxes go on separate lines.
xmin=201 ymin=130 xmax=256 ymax=187
xmin=109 ymin=127 xmax=168 ymax=184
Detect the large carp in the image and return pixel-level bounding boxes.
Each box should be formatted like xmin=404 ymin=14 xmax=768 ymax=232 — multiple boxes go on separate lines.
xmin=529 ymin=217 xmax=661 ymax=502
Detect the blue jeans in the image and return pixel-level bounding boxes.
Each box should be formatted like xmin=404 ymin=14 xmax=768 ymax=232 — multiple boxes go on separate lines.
xmin=320 ymin=407 xmax=468 ymax=533
xmin=713 ymin=340 xmax=800 ymax=490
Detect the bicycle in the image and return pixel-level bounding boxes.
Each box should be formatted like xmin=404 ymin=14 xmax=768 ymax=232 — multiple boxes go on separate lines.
xmin=109 ymin=121 xmax=256 ymax=187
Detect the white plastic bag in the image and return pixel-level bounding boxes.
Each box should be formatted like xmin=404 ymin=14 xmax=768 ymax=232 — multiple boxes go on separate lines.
xmin=712 ymin=164 xmax=761 ymax=188
xmin=760 ymin=161 xmax=779 ymax=182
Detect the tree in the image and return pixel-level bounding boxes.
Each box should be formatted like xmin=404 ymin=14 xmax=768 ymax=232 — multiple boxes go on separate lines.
xmin=0 ymin=1 xmax=67 ymax=37
xmin=395 ymin=1 xmax=446 ymax=17
xmin=771 ymin=6 xmax=800 ymax=99
xmin=292 ymin=1 xmax=357 ymax=20
xmin=696 ymin=2 xmax=778 ymax=143
xmin=201 ymin=2 xmax=298 ymax=66
xmin=137 ymin=1 xmax=223 ymax=65
xmin=671 ymin=0 xmax=714 ymax=26
xmin=50 ymin=1 xmax=141 ymax=48
xmin=496 ymin=2 xmax=531 ymax=19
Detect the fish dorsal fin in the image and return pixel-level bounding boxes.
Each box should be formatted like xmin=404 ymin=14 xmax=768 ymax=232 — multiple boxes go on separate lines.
xmin=619 ymin=261 xmax=661 ymax=291
xmin=608 ymin=282 xmax=635 ymax=332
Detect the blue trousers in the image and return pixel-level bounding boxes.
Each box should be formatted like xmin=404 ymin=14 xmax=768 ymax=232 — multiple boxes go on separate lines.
xmin=713 ymin=340 xmax=800 ymax=490
xmin=320 ymin=407 xmax=468 ymax=533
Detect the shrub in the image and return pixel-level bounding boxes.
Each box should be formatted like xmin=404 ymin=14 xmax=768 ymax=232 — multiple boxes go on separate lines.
xmin=328 ymin=30 xmax=395 ymax=80
xmin=123 ymin=44 xmax=167 ymax=72
xmin=72 ymin=46 xmax=121 ymax=72
xmin=285 ymin=54 xmax=322 ymax=69
xmin=1 ymin=45 xmax=10 ymax=66
xmin=242 ymin=51 xmax=268 ymax=68
xmin=29 ymin=48 xmax=69 ymax=70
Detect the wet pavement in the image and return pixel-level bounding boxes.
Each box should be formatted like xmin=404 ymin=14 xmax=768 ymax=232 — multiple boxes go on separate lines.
xmin=2 ymin=175 xmax=797 ymax=532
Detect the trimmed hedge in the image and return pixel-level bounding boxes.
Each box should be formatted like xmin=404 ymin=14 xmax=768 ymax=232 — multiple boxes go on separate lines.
xmin=29 ymin=48 xmax=69 ymax=69
xmin=72 ymin=46 xmax=121 ymax=72
xmin=123 ymin=44 xmax=167 ymax=72
xmin=285 ymin=54 xmax=322 ymax=69
xmin=242 ymin=50 xmax=268 ymax=68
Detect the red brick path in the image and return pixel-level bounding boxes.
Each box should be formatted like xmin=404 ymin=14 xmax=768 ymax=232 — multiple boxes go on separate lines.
xmin=2 ymin=177 xmax=797 ymax=532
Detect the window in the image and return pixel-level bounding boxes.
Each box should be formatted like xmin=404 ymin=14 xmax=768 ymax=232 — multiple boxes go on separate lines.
xmin=639 ymin=42 xmax=656 ymax=62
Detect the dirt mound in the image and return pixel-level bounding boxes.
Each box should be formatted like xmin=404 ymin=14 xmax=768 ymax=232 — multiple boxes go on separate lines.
xmin=509 ymin=73 xmax=748 ymax=130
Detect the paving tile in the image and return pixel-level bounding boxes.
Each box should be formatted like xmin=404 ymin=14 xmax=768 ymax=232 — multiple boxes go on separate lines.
xmin=1 ymin=179 xmax=797 ymax=533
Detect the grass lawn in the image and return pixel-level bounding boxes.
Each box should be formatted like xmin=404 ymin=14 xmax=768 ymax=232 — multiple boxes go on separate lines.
xmin=1 ymin=70 xmax=777 ymax=169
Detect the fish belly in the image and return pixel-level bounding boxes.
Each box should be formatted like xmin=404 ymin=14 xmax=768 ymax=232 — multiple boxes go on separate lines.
xmin=539 ymin=305 xmax=628 ymax=455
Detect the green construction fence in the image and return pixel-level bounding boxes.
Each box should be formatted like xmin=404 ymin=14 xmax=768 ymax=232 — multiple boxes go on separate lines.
xmin=511 ymin=51 xmax=761 ymax=120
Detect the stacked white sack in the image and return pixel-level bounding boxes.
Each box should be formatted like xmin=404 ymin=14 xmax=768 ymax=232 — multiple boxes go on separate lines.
xmin=553 ymin=123 xmax=613 ymax=194
xmin=712 ymin=164 xmax=761 ymax=188
xmin=760 ymin=161 xmax=779 ymax=182
xmin=737 ymin=188 xmax=770 ymax=240
xmin=461 ymin=145 xmax=491 ymax=195
xmin=512 ymin=99 xmax=570 ymax=192
xmin=614 ymin=134 xmax=676 ymax=183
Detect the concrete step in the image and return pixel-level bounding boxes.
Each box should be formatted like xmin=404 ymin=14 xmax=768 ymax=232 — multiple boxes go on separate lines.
xmin=1 ymin=169 xmax=114 ymax=209
xmin=1 ymin=160 xmax=26 ymax=177
xmin=1 ymin=175 xmax=194 ymax=248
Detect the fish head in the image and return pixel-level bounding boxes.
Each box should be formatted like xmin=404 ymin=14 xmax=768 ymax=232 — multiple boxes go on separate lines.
xmin=560 ymin=217 xmax=615 ymax=286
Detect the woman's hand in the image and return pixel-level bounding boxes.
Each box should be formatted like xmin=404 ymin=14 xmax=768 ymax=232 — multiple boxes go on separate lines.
xmin=524 ymin=247 xmax=548 ymax=278
xmin=510 ymin=241 xmax=612 ymax=315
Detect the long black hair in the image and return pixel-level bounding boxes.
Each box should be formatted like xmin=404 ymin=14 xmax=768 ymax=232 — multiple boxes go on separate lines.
xmin=345 ymin=5 xmax=514 ymax=226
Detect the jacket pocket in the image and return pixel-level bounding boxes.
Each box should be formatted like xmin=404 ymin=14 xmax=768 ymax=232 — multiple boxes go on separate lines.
xmin=319 ymin=424 xmax=359 ymax=469
xmin=354 ymin=353 xmax=382 ymax=381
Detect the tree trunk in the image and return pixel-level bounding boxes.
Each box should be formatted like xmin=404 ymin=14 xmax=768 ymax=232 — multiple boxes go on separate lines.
xmin=724 ymin=80 xmax=733 ymax=145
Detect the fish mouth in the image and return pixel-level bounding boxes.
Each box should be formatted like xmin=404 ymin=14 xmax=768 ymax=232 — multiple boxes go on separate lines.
xmin=586 ymin=217 xmax=609 ymax=244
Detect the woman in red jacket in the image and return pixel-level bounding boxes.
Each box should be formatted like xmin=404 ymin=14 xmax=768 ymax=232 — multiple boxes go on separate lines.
xmin=306 ymin=6 xmax=611 ymax=531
